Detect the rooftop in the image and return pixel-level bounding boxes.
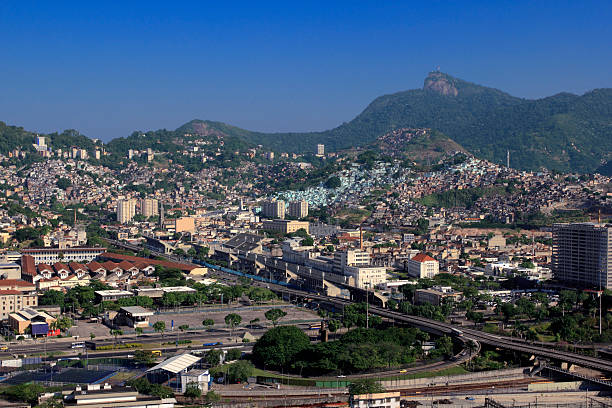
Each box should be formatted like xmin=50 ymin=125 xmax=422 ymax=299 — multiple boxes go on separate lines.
xmin=146 ymin=353 xmax=200 ymax=374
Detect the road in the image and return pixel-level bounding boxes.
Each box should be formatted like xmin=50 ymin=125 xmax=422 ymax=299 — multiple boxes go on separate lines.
xmin=271 ymin=285 xmax=612 ymax=373
xmin=107 ymin=239 xmax=612 ymax=373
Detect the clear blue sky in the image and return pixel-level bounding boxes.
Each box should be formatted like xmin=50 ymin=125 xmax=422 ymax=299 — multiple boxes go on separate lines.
xmin=1 ymin=1 xmax=611 ymax=141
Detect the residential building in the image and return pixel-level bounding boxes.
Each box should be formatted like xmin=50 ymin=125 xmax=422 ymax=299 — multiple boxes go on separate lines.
xmin=333 ymin=249 xmax=370 ymax=273
xmin=262 ymin=200 xmax=285 ymax=219
xmin=414 ymin=286 xmax=462 ymax=306
xmin=289 ymin=200 xmax=309 ymax=218
xmin=552 ymin=223 xmax=611 ymax=289
xmin=350 ymin=392 xmax=401 ymax=408
xmin=262 ymin=220 xmax=309 ymax=234
xmin=140 ymin=198 xmax=159 ymax=218
xmin=0 ymin=290 xmax=38 ymax=320
xmin=407 ymin=253 xmax=439 ymax=279
xmin=316 ymin=144 xmax=325 ymax=156
xmin=117 ymin=199 xmax=137 ymax=224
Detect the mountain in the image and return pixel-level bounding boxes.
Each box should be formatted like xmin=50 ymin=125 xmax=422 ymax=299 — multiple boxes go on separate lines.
xmin=179 ymin=72 xmax=612 ymax=173
xmin=368 ymin=128 xmax=465 ymax=162
xmin=0 ymin=122 xmax=97 ymax=154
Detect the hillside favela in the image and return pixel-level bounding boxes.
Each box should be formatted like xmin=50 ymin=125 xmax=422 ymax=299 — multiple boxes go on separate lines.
xmin=0 ymin=3 xmax=611 ymax=408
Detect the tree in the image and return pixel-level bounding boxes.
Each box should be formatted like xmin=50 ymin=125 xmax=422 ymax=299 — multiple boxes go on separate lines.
xmin=134 ymin=350 xmax=156 ymax=366
xmin=327 ymin=319 xmax=340 ymax=340
xmin=2 ymin=383 xmax=45 ymax=405
xmin=202 ymin=318 xmax=214 ymax=330
xmin=348 ymin=379 xmax=385 ymax=396
xmin=324 ymin=176 xmax=341 ymax=189
xmin=179 ymin=324 xmax=189 ymax=332
xmin=55 ymin=316 xmax=73 ymax=333
xmin=224 ymin=313 xmax=242 ymax=340
xmin=110 ymin=329 xmax=123 ymax=344
xmin=184 ymin=382 xmax=202 ymax=401
xmin=264 ymin=308 xmax=287 ymax=327
xmin=153 ymin=321 xmax=166 ymax=337
xmin=204 ymin=390 xmax=221 ymax=403
xmin=89 ymin=333 xmax=95 ymax=341
xmin=227 ymin=360 xmax=254 ymax=383
xmin=252 ymin=326 xmax=310 ymax=370
xmin=135 ymin=327 xmax=144 ymax=336
xmin=204 ymin=349 xmax=223 ymax=366
xmin=248 ymin=318 xmax=260 ymax=328
xmin=226 ymin=348 xmax=242 ymax=361
xmin=435 ymin=335 xmax=454 ymax=358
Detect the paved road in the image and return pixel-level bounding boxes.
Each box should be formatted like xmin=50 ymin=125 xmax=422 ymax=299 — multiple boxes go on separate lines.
xmin=107 ymin=240 xmax=612 ymax=373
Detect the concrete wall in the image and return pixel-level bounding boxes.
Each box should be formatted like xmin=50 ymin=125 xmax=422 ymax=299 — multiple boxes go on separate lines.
xmin=382 ymin=367 xmax=528 ymax=389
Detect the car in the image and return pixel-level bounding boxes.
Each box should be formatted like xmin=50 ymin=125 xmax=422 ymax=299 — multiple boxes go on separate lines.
xmin=399 ymin=369 xmax=407 ymax=373
xmin=465 ymin=397 xmax=475 ymax=401
xmin=0 ymin=346 xmax=7 ymax=351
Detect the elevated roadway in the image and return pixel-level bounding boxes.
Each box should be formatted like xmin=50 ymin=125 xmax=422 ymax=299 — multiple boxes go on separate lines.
xmin=103 ymin=240 xmax=612 ymax=374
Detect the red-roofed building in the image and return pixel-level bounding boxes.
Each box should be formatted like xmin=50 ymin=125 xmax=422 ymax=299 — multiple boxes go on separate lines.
xmin=0 ymin=279 xmax=36 ymax=292
xmin=38 ymin=264 xmax=54 ymax=279
xmin=407 ymin=253 xmax=439 ymax=279
xmin=53 ymin=263 xmax=70 ymax=279
xmin=20 ymin=255 xmax=37 ymax=281
xmin=69 ymin=262 xmax=88 ymax=278
xmin=87 ymin=261 xmax=106 ymax=276
xmin=98 ymin=252 xmax=199 ymax=273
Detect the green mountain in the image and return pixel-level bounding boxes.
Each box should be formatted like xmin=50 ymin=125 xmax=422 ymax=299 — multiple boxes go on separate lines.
xmin=0 ymin=122 xmax=97 ymax=154
xmin=179 ymin=72 xmax=612 ymax=173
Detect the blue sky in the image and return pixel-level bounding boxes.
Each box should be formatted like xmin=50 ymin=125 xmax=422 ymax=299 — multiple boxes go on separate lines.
xmin=1 ymin=1 xmax=610 ymax=141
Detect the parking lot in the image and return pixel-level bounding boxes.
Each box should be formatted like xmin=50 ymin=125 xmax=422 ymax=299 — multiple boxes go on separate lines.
xmin=68 ymin=304 xmax=320 ymax=339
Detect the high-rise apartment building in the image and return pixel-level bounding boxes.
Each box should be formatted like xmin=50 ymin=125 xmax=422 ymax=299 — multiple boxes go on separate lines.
xmin=288 ymin=200 xmax=308 ymax=218
xmin=262 ymin=200 xmax=285 ymax=219
xmin=139 ymin=198 xmax=159 ymax=218
xmin=552 ymin=223 xmax=611 ymax=289
xmin=116 ymin=199 xmax=137 ymax=224
xmin=316 ymin=144 xmax=325 ymax=156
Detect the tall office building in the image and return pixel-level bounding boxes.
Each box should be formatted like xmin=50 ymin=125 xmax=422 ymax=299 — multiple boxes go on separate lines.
xmin=262 ymin=200 xmax=285 ymax=219
xmin=552 ymin=223 xmax=611 ymax=289
xmin=139 ymin=198 xmax=159 ymax=218
xmin=316 ymin=144 xmax=325 ymax=156
xmin=289 ymin=200 xmax=309 ymax=218
xmin=116 ymin=199 xmax=137 ymax=224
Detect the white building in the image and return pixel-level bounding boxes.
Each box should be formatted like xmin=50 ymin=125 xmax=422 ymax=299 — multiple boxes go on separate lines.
xmin=180 ymin=369 xmax=210 ymax=393
xmin=117 ymin=199 xmax=137 ymax=224
xmin=316 ymin=144 xmax=325 ymax=156
xmin=407 ymin=253 xmax=439 ymax=279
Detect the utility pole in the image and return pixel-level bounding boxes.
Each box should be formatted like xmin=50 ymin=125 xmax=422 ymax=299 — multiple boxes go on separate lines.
xmin=365 ymin=282 xmax=369 ymax=330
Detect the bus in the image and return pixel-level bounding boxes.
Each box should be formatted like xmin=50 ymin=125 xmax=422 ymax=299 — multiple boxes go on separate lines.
xmin=450 ymin=328 xmax=463 ymax=337
xmin=71 ymin=342 xmax=85 ymax=349
xmin=202 ymin=342 xmax=223 ymax=347
xmin=151 ymin=350 xmax=162 ymax=357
